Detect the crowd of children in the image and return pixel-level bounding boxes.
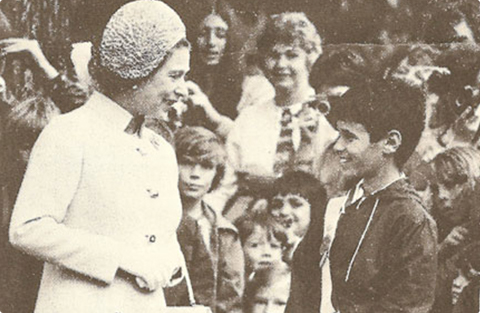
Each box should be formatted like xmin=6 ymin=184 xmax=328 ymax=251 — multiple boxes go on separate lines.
xmin=1 ymin=1 xmax=480 ymax=313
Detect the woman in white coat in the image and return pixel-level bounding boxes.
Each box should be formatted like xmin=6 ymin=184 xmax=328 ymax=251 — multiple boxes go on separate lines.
xmin=9 ymin=1 xmax=190 ymax=312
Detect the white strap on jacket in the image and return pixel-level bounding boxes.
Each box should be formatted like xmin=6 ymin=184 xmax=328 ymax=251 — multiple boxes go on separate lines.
xmin=345 ymin=198 xmax=380 ymax=282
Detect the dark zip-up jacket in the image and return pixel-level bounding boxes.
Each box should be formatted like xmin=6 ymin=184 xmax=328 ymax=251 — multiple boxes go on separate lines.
xmin=330 ymin=179 xmax=438 ymax=313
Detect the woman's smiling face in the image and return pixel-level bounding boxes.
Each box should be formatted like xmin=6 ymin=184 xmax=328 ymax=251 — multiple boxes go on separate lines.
xmin=264 ymin=43 xmax=310 ymax=94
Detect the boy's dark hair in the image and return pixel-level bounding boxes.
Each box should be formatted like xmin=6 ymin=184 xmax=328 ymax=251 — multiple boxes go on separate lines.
xmin=234 ymin=210 xmax=285 ymax=247
xmin=174 ymin=126 xmax=227 ymax=191
xmin=269 ymin=171 xmax=326 ymax=222
xmin=427 ymin=47 xmax=480 ymax=128
xmin=330 ymin=79 xmax=425 ymax=168
xmin=309 ymin=47 xmax=370 ymax=92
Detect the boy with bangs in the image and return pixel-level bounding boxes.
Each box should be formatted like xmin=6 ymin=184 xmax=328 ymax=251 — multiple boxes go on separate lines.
xmin=327 ymin=80 xmax=438 ymax=313
xmin=286 ymin=80 xmax=438 ymax=313
xmin=234 ymin=210 xmax=285 ymax=280
xmin=165 ymin=126 xmax=244 ymax=313
xmin=430 ymin=147 xmax=480 ymax=313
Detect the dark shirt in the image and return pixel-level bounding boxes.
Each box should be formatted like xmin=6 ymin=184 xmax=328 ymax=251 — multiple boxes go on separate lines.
xmin=285 ymin=187 xmax=327 ymax=313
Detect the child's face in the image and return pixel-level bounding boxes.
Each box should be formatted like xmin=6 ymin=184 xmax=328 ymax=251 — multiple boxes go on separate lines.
xmin=432 ymin=175 xmax=469 ymax=225
xmin=251 ymin=279 xmax=290 ymax=313
xmin=244 ymin=225 xmax=282 ymax=271
xmin=452 ymin=266 xmax=480 ymax=305
xmin=270 ymin=193 xmax=311 ymax=238
xmin=178 ymin=162 xmax=216 ymax=201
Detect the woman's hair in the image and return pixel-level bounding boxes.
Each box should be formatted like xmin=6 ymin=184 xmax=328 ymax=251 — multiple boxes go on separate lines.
xmin=4 ymin=96 xmax=60 ymax=150
xmin=1 ymin=96 xmax=60 ymax=190
xmin=174 ymin=126 xmax=226 ymax=191
xmin=234 ymin=210 xmax=285 ymax=246
xmin=89 ymin=38 xmax=190 ymax=97
xmin=185 ymin=0 xmax=246 ymax=120
xmin=190 ymin=0 xmax=241 ymax=61
xmin=432 ymin=146 xmax=480 ymax=189
xmin=243 ymin=263 xmax=291 ymax=313
xmin=257 ymin=12 xmax=322 ymax=70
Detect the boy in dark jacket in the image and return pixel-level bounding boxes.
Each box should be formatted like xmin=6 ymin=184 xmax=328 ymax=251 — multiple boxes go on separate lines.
xmin=328 ymin=81 xmax=438 ymax=313
xmin=165 ymin=126 xmax=244 ymax=313
xmin=286 ymin=80 xmax=438 ymax=313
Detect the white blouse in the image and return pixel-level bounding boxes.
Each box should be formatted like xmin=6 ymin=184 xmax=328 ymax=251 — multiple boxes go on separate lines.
xmin=227 ymin=92 xmax=338 ymax=178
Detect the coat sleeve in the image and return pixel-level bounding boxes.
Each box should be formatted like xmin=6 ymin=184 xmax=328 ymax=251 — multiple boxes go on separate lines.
xmin=371 ymin=207 xmax=438 ymax=313
xmin=225 ymin=121 xmax=242 ymax=173
xmin=9 ymin=118 xmax=122 ymax=284
xmin=216 ymin=230 xmax=245 ymax=313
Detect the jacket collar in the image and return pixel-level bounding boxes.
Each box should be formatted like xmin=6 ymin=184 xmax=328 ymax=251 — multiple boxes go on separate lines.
xmin=202 ymin=201 xmax=238 ymax=234
xmin=180 ymin=201 xmax=238 ymax=234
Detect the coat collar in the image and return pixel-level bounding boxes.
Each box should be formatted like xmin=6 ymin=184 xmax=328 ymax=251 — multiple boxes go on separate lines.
xmin=86 ymin=91 xmax=134 ymax=132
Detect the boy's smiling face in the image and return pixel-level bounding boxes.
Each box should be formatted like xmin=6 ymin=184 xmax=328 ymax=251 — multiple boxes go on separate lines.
xmin=178 ymin=162 xmax=216 ymax=201
xmin=333 ymin=120 xmax=385 ymax=181
xmin=270 ymin=194 xmax=311 ymax=239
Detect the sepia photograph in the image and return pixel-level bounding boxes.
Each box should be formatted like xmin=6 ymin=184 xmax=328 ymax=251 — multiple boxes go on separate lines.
xmin=0 ymin=0 xmax=480 ymax=312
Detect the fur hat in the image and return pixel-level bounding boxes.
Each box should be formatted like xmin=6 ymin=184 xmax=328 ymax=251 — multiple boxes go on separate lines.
xmin=99 ymin=0 xmax=186 ymax=80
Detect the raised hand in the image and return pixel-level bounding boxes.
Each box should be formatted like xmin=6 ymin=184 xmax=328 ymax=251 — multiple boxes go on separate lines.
xmin=298 ymin=104 xmax=320 ymax=143
xmin=0 ymin=38 xmax=59 ymax=79
xmin=442 ymin=225 xmax=469 ymax=247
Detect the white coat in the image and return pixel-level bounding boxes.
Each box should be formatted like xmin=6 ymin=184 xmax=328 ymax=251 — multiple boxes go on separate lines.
xmin=9 ymin=92 xmax=184 ymax=313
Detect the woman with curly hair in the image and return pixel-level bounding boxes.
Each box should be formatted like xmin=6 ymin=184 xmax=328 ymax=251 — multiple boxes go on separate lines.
xmin=225 ymin=12 xmax=337 ymax=220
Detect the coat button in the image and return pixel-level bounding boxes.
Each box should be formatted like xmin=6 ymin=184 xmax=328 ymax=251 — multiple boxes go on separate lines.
xmin=146 ymin=188 xmax=159 ymax=199
xmin=136 ymin=147 xmax=147 ymax=156
xmin=149 ymin=235 xmax=156 ymax=243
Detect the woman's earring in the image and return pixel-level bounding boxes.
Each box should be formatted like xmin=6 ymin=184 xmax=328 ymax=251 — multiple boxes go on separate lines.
xmin=132 ymin=85 xmax=138 ymax=90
